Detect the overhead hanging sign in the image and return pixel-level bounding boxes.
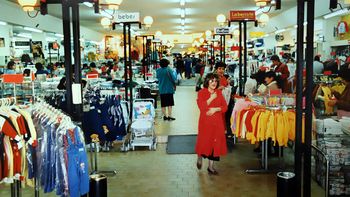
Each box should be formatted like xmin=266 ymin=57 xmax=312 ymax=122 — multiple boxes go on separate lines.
xmin=214 ymin=27 xmax=231 ymax=35
xmin=230 ymin=10 xmax=256 ymax=21
xmin=116 ymin=12 xmax=140 ymax=23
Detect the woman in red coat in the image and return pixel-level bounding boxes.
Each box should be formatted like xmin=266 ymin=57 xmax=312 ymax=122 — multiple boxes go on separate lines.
xmin=195 ymin=73 xmax=228 ymax=175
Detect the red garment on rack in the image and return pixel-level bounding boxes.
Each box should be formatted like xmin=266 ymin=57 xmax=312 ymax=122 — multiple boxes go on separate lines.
xmin=195 ymin=88 xmax=228 ymax=157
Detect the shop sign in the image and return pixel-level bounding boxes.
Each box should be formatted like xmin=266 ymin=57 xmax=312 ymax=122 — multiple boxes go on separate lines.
xmin=230 ymin=10 xmax=256 ymax=21
xmin=214 ymin=27 xmax=231 ymax=35
xmin=116 ymin=12 xmax=140 ymax=23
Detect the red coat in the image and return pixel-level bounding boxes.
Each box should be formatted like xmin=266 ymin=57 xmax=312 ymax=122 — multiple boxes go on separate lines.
xmin=195 ymin=88 xmax=228 ymax=157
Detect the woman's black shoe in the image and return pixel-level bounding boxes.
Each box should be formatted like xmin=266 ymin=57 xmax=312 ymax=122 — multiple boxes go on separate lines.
xmin=196 ymin=161 xmax=202 ymax=170
xmin=168 ymin=117 xmax=176 ymax=121
xmin=207 ymin=168 xmax=218 ymax=175
xmin=163 ymin=116 xmax=169 ymax=121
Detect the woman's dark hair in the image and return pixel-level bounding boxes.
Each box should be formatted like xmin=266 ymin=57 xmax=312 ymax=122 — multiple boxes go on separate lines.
xmin=203 ymin=73 xmax=219 ymax=89
xmin=7 ymin=61 xmax=15 ymax=69
xmin=270 ymin=55 xmax=280 ymax=62
xmin=265 ymin=71 xmax=282 ymax=88
xmin=314 ymin=55 xmax=320 ymax=61
xmin=214 ymin=62 xmax=226 ymax=70
xmin=90 ymin=62 xmax=96 ymax=68
xmin=57 ymin=77 xmax=66 ymax=90
xmin=339 ymin=64 xmax=350 ymax=82
xmin=160 ymin=58 xmax=170 ymax=68
xmin=23 ymin=69 xmax=31 ymax=76
xmin=35 ymin=62 xmax=43 ymax=70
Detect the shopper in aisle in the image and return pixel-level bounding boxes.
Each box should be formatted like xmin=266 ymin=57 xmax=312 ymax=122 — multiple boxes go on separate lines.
xmin=195 ymin=73 xmax=228 ymax=175
xmin=156 ymin=58 xmax=177 ymax=121
xmin=313 ymin=55 xmax=324 ymax=75
xmin=214 ymin=62 xmax=228 ymax=90
xmin=194 ymin=59 xmax=205 ymax=91
xmin=86 ymin=62 xmax=99 ymax=76
xmin=35 ymin=62 xmax=49 ymax=76
xmin=184 ymin=55 xmax=192 ymax=79
xmin=329 ymin=66 xmax=350 ymax=117
xmin=270 ymin=55 xmax=290 ymax=93
xmin=4 ymin=61 xmax=16 ymax=74
xmin=257 ymin=71 xmax=280 ymax=94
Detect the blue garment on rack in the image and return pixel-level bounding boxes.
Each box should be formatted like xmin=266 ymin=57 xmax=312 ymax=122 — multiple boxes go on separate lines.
xmin=66 ymin=127 xmax=89 ymax=197
xmin=100 ymin=97 xmax=118 ymax=142
xmin=108 ymin=96 xmax=127 ymax=137
xmin=82 ymin=102 xmax=105 ymax=143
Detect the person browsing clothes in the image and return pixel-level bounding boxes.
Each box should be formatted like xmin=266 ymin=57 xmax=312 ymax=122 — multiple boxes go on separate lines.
xmin=156 ymin=58 xmax=177 ymax=121
xmin=195 ymin=73 xmax=228 ymax=175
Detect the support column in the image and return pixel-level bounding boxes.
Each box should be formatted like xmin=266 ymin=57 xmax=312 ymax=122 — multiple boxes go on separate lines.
xmin=243 ymin=21 xmax=247 ymax=86
xmin=238 ymin=22 xmax=243 ymax=96
xmin=123 ymin=24 xmax=128 ymax=101
xmin=128 ymin=24 xmax=133 ymax=120
xmin=62 ymin=1 xmax=73 ymax=116
xmin=304 ymin=0 xmax=315 ymax=196
xmin=295 ymin=0 xmax=305 ymax=196
xmin=72 ymin=1 xmax=83 ymax=120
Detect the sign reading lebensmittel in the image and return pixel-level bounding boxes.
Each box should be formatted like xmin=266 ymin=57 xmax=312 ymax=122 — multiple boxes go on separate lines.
xmin=214 ymin=27 xmax=231 ymax=35
xmin=116 ymin=12 xmax=140 ymax=23
xmin=230 ymin=10 xmax=256 ymax=21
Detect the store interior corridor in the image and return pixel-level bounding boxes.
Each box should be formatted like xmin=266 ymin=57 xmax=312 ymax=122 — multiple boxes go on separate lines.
xmin=0 ymin=83 xmax=324 ymax=197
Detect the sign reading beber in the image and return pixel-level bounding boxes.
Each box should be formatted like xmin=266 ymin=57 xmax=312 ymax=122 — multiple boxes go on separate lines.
xmin=116 ymin=12 xmax=140 ymax=23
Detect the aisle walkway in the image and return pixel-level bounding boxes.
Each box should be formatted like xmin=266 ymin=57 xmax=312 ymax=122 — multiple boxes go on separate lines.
xmin=0 ymin=86 xmax=324 ymax=197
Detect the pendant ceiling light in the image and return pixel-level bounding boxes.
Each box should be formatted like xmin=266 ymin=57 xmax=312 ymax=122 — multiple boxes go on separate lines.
xmin=105 ymin=0 xmax=123 ymax=10
xmin=205 ymin=30 xmax=212 ymax=37
xmin=18 ymin=0 xmax=37 ymax=11
xmin=216 ymin=14 xmax=226 ymax=26
xmin=155 ymin=31 xmax=162 ymax=38
xmin=255 ymin=0 xmax=271 ymax=7
xmin=143 ymin=16 xmax=153 ymax=28
xmin=101 ymin=17 xmax=111 ymax=28
xmin=259 ymin=13 xmax=270 ymax=23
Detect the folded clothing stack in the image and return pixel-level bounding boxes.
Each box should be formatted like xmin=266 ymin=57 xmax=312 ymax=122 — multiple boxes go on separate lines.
xmin=316 ymin=118 xmax=343 ymax=135
xmin=316 ymin=135 xmax=350 ymax=196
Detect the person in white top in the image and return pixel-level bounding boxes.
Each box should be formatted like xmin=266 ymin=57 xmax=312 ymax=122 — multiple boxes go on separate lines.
xmin=313 ymin=56 xmax=324 ymax=75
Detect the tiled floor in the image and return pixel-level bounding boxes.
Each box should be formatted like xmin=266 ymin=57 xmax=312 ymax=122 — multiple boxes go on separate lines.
xmin=0 ymin=84 xmax=325 ymax=197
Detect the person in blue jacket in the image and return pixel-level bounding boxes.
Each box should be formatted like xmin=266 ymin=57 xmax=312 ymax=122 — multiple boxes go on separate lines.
xmin=156 ymin=58 xmax=177 ymax=121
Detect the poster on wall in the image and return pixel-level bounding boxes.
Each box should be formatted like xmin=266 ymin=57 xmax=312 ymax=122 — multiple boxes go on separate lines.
xmin=0 ymin=38 xmax=5 ymax=47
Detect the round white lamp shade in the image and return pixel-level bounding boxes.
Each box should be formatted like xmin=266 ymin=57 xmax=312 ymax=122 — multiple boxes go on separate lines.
xmin=143 ymin=16 xmax=153 ymax=27
xmin=233 ymin=29 xmax=240 ymax=37
xmin=105 ymin=0 xmax=123 ymax=9
xmin=259 ymin=13 xmax=269 ymax=23
xmin=199 ymin=38 xmax=205 ymax=43
xmin=101 ymin=17 xmax=111 ymax=27
xmin=155 ymin=31 xmax=162 ymax=37
xmin=216 ymin=14 xmax=226 ymax=25
xmin=18 ymin=0 xmax=37 ymax=11
xmin=205 ymin=30 xmax=212 ymax=37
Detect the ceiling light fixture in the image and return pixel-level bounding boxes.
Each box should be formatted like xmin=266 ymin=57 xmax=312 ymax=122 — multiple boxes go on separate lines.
xmin=233 ymin=29 xmax=240 ymax=36
xmin=180 ymin=0 xmax=185 ymax=6
xmin=181 ymin=18 xmax=185 ymax=26
xmin=16 ymin=33 xmax=32 ymax=39
xmin=83 ymin=2 xmax=93 ymax=7
xmin=181 ymin=8 xmax=185 ymax=18
xmin=17 ymin=0 xmax=38 ymax=12
xmin=199 ymin=38 xmax=204 ymax=43
xmin=143 ymin=16 xmax=154 ymax=28
xmin=216 ymin=14 xmax=226 ymax=26
xmin=323 ymin=8 xmax=350 ymax=19
xmin=259 ymin=13 xmax=269 ymax=23
xmin=255 ymin=0 xmax=271 ymax=7
xmin=24 ymin=27 xmax=43 ymax=33
xmin=101 ymin=17 xmax=111 ymax=28
xmin=181 ymin=26 xmax=185 ymax=31
xmin=155 ymin=31 xmax=162 ymax=38
xmin=0 ymin=21 xmax=7 ymax=26
xmin=104 ymin=0 xmax=123 ymax=10
xmin=55 ymin=33 xmax=64 ymax=38
xmin=205 ymin=30 xmax=212 ymax=37
xmin=181 ymin=31 xmax=185 ymax=35
xmin=275 ymin=28 xmax=286 ymax=34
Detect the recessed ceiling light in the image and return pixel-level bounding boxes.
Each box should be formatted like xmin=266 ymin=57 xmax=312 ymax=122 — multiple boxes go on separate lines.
xmin=181 ymin=8 xmax=185 ymax=18
xmin=0 ymin=21 xmax=7 ymax=26
xmin=181 ymin=18 xmax=185 ymax=26
xmin=180 ymin=0 xmax=185 ymax=6
xmin=24 ymin=27 xmax=43 ymax=33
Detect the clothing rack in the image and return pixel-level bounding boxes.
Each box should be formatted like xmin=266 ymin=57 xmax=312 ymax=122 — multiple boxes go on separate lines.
xmin=0 ymin=97 xmax=39 ymax=197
